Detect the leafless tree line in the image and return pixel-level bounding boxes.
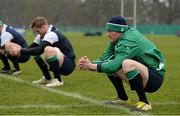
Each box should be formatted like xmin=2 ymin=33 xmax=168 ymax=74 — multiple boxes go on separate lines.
xmin=0 ymin=0 xmax=180 ymax=27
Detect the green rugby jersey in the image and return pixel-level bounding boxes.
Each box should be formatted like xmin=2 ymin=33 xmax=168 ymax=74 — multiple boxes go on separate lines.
xmin=93 ymin=27 xmax=166 ymax=76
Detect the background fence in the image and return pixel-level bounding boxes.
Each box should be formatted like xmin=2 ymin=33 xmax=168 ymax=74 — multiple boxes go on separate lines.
xmin=58 ymin=24 xmax=180 ymax=35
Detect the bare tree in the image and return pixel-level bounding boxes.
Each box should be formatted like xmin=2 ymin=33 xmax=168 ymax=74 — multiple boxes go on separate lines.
xmin=0 ymin=0 xmax=180 ymax=27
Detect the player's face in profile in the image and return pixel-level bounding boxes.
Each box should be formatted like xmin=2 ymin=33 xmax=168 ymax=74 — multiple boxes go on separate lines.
xmin=33 ymin=26 xmax=46 ymax=37
xmin=107 ymin=31 xmax=122 ymax=42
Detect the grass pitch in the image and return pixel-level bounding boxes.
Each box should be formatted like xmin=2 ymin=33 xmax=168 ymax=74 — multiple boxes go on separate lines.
xmin=0 ymin=32 xmax=180 ymax=115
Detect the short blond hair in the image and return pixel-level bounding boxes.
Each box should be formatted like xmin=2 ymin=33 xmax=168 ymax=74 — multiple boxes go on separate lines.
xmin=31 ymin=16 xmax=48 ymax=28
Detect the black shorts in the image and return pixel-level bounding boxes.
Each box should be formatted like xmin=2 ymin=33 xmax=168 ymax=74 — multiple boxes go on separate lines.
xmin=7 ymin=54 xmax=30 ymax=63
xmin=18 ymin=54 xmax=30 ymax=63
xmin=59 ymin=56 xmax=76 ymax=76
xmin=144 ymin=68 xmax=164 ymax=93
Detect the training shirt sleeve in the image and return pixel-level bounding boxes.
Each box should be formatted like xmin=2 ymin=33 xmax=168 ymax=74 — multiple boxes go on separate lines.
xmin=20 ymin=41 xmax=51 ymax=55
xmin=97 ymin=41 xmax=141 ymax=74
xmin=29 ymin=42 xmax=39 ymax=48
xmin=43 ymin=32 xmax=59 ymax=44
xmin=33 ymin=35 xmax=41 ymax=45
xmin=0 ymin=32 xmax=13 ymax=46
xmin=92 ymin=42 xmax=114 ymax=64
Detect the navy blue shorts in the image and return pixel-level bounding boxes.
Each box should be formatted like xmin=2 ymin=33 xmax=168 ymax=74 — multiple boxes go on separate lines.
xmin=144 ymin=68 xmax=164 ymax=93
xmin=18 ymin=54 xmax=30 ymax=63
xmin=7 ymin=54 xmax=30 ymax=63
xmin=59 ymin=56 xmax=76 ymax=76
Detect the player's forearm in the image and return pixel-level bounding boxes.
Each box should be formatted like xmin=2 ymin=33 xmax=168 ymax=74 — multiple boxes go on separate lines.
xmin=21 ymin=41 xmax=51 ymax=55
xmin=20 ymin=47 xmax=43 ymax=55
xmin=87 ymin=63 xmax=98 ymax=71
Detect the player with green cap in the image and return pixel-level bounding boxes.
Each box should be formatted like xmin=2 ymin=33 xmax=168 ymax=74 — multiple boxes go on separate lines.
xmin=78 ymin=15 xmax=166 ymax=111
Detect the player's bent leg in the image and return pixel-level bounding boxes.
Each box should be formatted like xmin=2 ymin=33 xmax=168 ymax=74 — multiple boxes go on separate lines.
xmin=6 ymin=50 xmax=30 ymax=75
xmin=5 ymin=42 xmax=21 ymax=54
xmin=116 ymin=69 xmax=129 ymax=84
xmin=122 ymin=59 xmax=149 ymax=87
xmin=121 ymin=59 xmax=151 ymax=110
xmin=107 ymin=74 xmax=128 ymax=103
xmin=7 ymin=54 xmax=22 ymax=75
xmin=0 ymin=53 xmax=11 ymax=73
xmin=3 ymin=43 xmax=22 ymax=75
xmin=43 ymin=46 xmax=64 ymax=87
xmin=33 ymin=56 xmax=51 ymax=81
xmin=44 ymin=46 xmax=64 ymax=67
xmin=6 ymin=42 xmax=22 ymax=74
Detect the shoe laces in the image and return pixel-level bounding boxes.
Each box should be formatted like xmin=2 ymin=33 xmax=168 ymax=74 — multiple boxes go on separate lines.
xmin=135 ymin=101 xmax=152 ymax=111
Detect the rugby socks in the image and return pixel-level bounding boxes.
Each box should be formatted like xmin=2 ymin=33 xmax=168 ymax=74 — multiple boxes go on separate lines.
xmin=34 ymin=56 xmax=51 ymax=80
xmin=126 ymin=70 xmax=149 ymax=104
xmin=108 ymin=75 xmax=128 ymax=101
xmin=12 ymin=57 xmax=20 ymax=71
xmin=7 ymin=55 xmax=20 ymax=71
xmin=46 ymin=56 xmax=62 ymax=82
xmin=0 ymin=54 xmax=10 ymax=70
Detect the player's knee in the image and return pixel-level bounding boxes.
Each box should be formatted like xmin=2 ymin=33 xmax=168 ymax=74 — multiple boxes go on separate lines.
xmin=5 ymin=42 xmax=20 ymax=50
xmin=44 ymin=46 xmax=54 ymax=56
xmin=44 ymin=46 xmax=52 ymax=53
xmin=5 ymin=42 xmax=11 ymax=49
xmin=122 ymin=59 xmax=134 ymax=72
xmin=117 ymin=69 xmax=124 ymax=77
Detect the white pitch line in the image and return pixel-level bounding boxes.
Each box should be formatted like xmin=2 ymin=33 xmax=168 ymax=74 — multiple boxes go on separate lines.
xmin=0 ymin=104 xmax=96 ymax=109
xmin=0 ymin=74 xmax=147 ymax=115
xmin=152 ymin=102 xmax=180 ymax=105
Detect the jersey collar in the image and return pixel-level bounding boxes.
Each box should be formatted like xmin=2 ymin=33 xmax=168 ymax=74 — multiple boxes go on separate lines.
xmin=47 ymin=25 xmax=53 ymax=33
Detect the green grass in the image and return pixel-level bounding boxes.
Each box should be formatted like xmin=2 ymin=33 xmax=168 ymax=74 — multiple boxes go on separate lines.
xmin=0 ymin=32 xmax=180 ymax=115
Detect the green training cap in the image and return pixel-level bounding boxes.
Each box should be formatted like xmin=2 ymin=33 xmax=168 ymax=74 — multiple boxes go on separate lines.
xmin=106 ymin=23 xmax=128 ymax=33
xmin=105 ymin=16 xmax=129 ymax=33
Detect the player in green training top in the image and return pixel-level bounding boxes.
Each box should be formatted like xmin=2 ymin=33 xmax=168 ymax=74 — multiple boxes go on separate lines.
xmin=78 ymin=16 xmax=166 ymax=111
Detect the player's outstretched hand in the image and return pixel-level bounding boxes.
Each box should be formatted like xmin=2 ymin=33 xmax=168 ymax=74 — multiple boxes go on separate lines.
xmin=10 ymin=46 xmax=21 ymax=56
xmin=78 ymin=56 xmax=91 ymax=70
